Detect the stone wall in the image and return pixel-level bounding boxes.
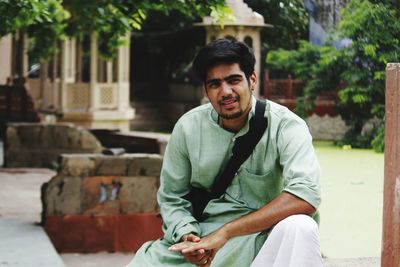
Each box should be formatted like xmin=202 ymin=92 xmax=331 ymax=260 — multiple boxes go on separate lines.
xmin=5 ymin=123 xmax=103 ymax=167
xmin=43 ymin=153 xmax=164 ymax=252
xmin=306 ymin=114 xmax=349 ymax=141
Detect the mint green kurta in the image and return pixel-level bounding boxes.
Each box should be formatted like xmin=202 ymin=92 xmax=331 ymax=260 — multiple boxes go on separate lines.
xmin=127 ymin=97 xmax=321 ymax=267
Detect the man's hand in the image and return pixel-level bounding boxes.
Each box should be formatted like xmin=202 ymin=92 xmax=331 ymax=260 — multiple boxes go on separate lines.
xmin=172 ymin=233 xmax=212 ymax=266
xmin=170 ymin=229 xmax=229 ymax=266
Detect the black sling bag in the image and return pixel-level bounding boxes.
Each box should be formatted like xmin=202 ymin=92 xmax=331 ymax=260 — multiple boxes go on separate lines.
xmin=183 ymin=99 xmax=268 ymax=221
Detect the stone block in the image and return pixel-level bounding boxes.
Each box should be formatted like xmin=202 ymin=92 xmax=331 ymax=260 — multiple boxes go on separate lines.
xmin=119 ymin=176 xmax=159 ymax=213
xmin=45 ymin=213 xmax=163 ymax=252
xmin=39 ymin=125 xmax=55 ymax=148
xmin=78 ymin=175 xmax=159 ymax=215
xmin=53 ymin=124 xmax=74 ymax=148
xmin=5 ymin=126 xmax=20 ymax=149
xmin=45 ymin=215 xmax=117 ymax=252
xmin=45 ymin=175 xmax=65 ymax=216
xmin=65 ymin=126 xmax=82 ymax=149
xmin=96 ymin=157 xmax=128 ymax=176
xmin=81 ymin=176 xmax=124 ymax=215
xmin=126 ymin=155 xmax=163 ymax=176
xmin=5 ymin=123 xmax=103 ymax=167
xmin=45 ymin=176 xmax=82 ymax=215
xmin=4 ymin=150 xmax=32 ymax=168
xmin=60 ymin=156 xmax=96 ymax=176
xmin=116 ymin=213 xmax=163 ymax=251
xmin=80 ymin=130 xmax=103 ymax=151
xmin=16 ymin=124 xmax=42 ymax=147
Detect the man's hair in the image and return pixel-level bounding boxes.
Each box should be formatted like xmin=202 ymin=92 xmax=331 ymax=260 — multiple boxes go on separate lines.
xmin=192 ymin=38 xmax=256 ymax=82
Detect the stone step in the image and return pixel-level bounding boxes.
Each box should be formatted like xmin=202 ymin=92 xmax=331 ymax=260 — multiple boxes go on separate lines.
xmin=130 ymin=101 xmax=172 ymax=131
xmin=0 ymin=219 xmax=65 ymax=267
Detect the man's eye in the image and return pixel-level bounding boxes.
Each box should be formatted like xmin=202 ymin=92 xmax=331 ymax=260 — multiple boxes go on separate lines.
xmin=208 ymin=82 xmax=220 ymax=89
xmin=228 ymin=78 xmax=241 ymax=84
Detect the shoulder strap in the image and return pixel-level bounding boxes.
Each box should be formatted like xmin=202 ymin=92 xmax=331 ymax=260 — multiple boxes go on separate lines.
xmin=211 ymin=99 xmax=268 ymax=199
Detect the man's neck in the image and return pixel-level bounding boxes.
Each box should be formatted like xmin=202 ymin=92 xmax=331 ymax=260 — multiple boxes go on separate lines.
xmin=219 ymin=112 xmax=249 ymax=133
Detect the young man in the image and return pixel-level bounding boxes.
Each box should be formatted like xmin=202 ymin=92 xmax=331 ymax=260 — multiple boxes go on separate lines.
xmin=127 ymin=38 xmax=322 ymax=267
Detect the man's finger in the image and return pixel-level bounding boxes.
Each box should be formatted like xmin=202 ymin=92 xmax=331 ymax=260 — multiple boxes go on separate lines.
xmin=169 ymin=242 xmax=191 ymax=251
xmin=182 ymin=248 xmax=205 ymax=256
xmin=197 ymin=257 xmax=211 ymax=267
xmin=182 ymin=243 xmax=203 ymax=254
xmin=183 ymin=234 xmax=201 ymax=242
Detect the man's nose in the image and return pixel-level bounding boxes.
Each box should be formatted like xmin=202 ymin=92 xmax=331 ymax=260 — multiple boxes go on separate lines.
xmin=220 ymin=82 xmax=233 ymax=95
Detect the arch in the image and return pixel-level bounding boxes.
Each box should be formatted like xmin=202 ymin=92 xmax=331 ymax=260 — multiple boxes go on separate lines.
xmin=225 ymin=35 xmax=236 ymax=41
xmin=244 ymin=36 xmax=253 ymax=48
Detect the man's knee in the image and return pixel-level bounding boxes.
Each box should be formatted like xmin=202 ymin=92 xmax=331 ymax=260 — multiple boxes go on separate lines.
xmin=274 ymin=214 xmax=318 ymax=237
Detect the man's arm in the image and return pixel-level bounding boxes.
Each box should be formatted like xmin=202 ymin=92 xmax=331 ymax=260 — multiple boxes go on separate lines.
xmin=170 ymin=192 xmax=315 ymax=256
xmin=158 ymin=121 xmax=202 ymax=243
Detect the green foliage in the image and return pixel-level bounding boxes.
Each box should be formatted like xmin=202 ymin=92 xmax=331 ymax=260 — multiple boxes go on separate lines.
xmin=245 ymin=0 xmax=309 ymax=50
xmin=266 ymin=0 xmax=400 ymax=151
xmin=335 ymin=0 xmax=400 ymax=150
xmin=63 ymin=0 xmax=227 ymax=59
xmin=371 ymin=123 xmax=385 ymax=152
xmin=28 ymin=0 xmax=69 ymax=61
xmin=1 ymin=0 xmax=227 ymax=60
xmin=267 ymin=41 xmax=346 ymax=116
xmin=0 ymin=0 xmax=68 ymax=61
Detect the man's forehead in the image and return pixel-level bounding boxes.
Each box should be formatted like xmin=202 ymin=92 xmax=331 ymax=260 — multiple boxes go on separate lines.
xmin=205 ymin=63 xmax=245 ymax=79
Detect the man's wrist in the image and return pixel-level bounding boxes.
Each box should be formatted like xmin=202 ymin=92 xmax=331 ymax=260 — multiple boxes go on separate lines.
xmin=220 ymin=223 xmax=233 ymax=240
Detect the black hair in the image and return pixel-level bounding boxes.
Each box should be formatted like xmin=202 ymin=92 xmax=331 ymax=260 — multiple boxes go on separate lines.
xmin=192 ymin=38 xmax=256 ymax=82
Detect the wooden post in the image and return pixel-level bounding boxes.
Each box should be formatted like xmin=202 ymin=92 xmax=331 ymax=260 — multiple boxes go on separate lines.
xmin=382 ymin=63 xmax=400 ymax=267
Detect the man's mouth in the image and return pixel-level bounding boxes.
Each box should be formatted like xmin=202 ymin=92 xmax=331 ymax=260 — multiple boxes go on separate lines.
xmin=219 ymin=97 xmax=239 ymax=109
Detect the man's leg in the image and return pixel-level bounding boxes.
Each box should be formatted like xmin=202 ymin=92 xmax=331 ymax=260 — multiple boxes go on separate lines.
xmin=250 ymin=214 xmax=323 ymax=267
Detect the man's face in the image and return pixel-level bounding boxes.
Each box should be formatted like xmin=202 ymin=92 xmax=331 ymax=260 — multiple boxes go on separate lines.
xmin=204 ymin=63 xmax=256 ymax=121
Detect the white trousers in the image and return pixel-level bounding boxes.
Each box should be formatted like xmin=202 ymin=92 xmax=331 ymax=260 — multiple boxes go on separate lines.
xmin=250 ymin=215 xmax=323 ymax=267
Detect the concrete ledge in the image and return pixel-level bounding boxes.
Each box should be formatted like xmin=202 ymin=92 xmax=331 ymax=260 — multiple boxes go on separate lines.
xmin=45 ymin=213 xmax=163 ymax=253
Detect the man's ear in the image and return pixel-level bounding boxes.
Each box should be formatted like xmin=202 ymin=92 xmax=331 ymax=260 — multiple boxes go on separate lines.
xmin=203 ymin=86 xmax=209 ymax=100
xmin=250 ymin=72 xmax=257 ymax=90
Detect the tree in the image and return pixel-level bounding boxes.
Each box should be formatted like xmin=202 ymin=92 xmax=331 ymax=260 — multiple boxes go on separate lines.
xmin=244 ymin=0 xmax=309 ymax=51
xmin=266 ymin=0 xmax=400 ymax=151
xmin=335 ymin=0 xmax=400 ymax=151
xmin=0 ymin=0 xmax=227 ymax=61
xmin=0 ymin=0 xmax=68 ymax=60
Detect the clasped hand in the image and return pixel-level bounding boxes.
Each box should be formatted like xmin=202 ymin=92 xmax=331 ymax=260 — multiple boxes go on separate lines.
xmin=169 ymin=230 xmax=229 ymax=267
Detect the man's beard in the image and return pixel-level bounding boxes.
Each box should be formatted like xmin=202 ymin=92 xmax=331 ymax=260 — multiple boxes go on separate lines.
xmin=219 ymin=110 xmax=244 ymax=120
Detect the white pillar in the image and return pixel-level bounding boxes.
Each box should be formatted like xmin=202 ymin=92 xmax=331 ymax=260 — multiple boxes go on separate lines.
xmin=0 ymin=35 xmax=12 ymax=84
xmin=90 ymin=34 xmax=98 ymax=111
xmin=21 ymin=31 xmax=29 ymax=77
xmin=117 ymin=36 xmax=131 ymax=111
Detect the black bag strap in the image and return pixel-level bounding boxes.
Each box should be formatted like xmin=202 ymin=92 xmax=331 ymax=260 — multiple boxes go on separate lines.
xmin=210 ymin=99 xmax=268 ymax=199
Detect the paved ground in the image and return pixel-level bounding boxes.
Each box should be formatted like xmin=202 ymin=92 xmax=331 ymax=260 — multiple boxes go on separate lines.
xmin=0 ymin=142 xmax=383 ymax=266
xmin=0 ymin=168 xmax=64 ymax=267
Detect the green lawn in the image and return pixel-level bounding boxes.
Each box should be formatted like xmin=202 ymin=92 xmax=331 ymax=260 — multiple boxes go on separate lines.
xmin=314 ymin=141 xmax=384 ymax=258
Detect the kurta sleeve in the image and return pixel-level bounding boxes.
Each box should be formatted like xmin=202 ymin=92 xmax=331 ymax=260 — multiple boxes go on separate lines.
xmin=157 ymin=120 xmax=201 ymax=243
xmin=277 ymin=116 xmax=321 ymax=210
